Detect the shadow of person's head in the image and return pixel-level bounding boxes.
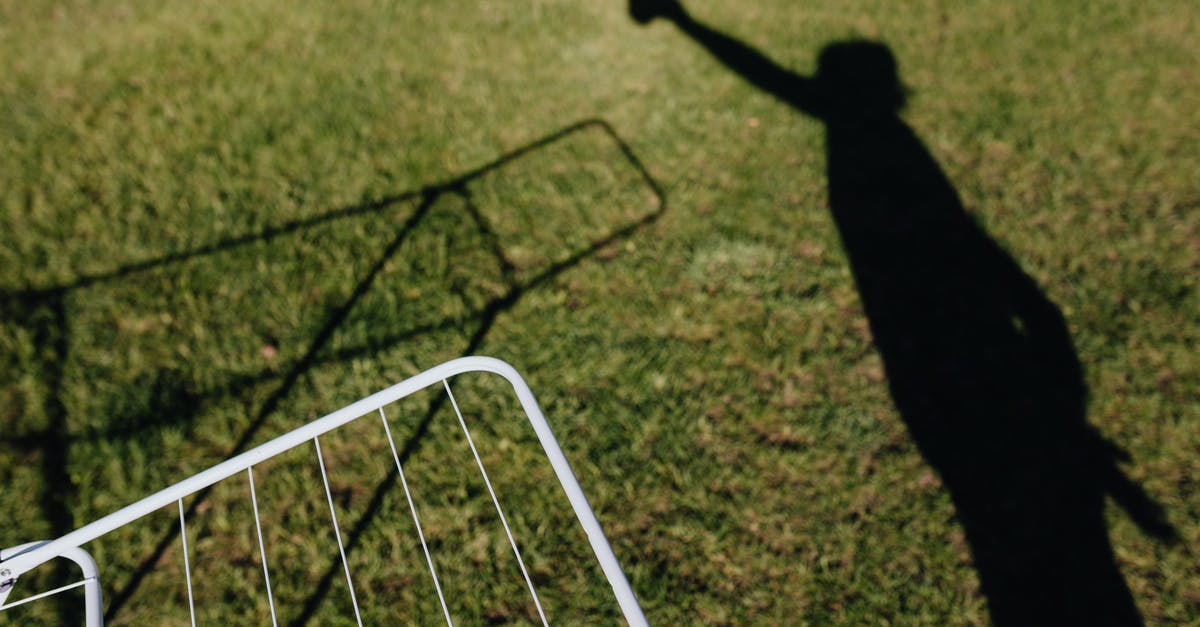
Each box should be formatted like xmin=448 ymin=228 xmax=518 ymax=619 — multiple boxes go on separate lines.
xmin=816 ymin=41 xmax=907 ymax=115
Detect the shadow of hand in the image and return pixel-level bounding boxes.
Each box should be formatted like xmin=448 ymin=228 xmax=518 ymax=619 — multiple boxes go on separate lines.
xmin=629 ymin=0 xmax=683 ymax=24
xmin=1096 ymin=433 xmax=1180 ymax=543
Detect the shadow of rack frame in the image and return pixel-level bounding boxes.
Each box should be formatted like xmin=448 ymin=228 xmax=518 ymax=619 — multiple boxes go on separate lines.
xmin=0 ymin=118 xmax=665 ymax=624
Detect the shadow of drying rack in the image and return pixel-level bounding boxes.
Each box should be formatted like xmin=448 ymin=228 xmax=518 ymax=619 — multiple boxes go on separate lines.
xmin=0 ymin=118 xmax=665 ymax=623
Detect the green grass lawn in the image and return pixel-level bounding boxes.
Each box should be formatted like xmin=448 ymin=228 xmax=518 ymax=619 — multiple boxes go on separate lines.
xmin=1 ymin=0 xmax=1197 ymax=624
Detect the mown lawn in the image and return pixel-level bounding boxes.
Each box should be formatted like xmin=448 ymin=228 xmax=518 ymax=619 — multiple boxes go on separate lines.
xmin=1 ymin=1 xmax=1196 ymax=624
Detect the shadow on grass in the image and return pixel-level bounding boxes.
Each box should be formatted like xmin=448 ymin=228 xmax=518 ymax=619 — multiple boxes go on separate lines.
xmin=0 ymin=118 xmax=665 ymax=622
xmin=631 ymin=1 xmax=1176 ymax=624
xmin=0 ymin=291 xmax=78 ymax=623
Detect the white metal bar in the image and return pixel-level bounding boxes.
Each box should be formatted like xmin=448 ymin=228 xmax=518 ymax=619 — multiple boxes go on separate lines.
xmin=0 ymin=356 xmax=647 ymax=626
xmin=443 ymin=379 xmax=548 ymax=627
xmin=378 ymin=407 xmax=453 ymax=626
xmin=247 ymin=467 xmax=278 ymax=627
xmin=314 ymin=437 xmax=363 ymax=627
xmin=178 ymin=499 xmax=197 ymax=627
xmin=81 ymin=556 xmax=102 ymax=627
xmin=470 ymin=362 xmax=649 ymax=626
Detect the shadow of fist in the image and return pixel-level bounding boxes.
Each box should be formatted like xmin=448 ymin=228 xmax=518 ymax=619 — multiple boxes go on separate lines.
xmin=629 ymin=0 xmax=683 ymax=24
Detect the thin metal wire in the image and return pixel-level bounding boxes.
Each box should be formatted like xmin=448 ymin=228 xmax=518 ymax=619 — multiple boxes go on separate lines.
xmin=442 ymin=379 xmax=549 ymax=626
xmin=0 ymin=579 xmax=88 ymax=612
xmin=247 ymin=466 xmax=279 ymax=627
xmin=378 ymin=407 xmax=454 ymax=626
xmin=314 ymin=436 xmax=364 ymax=627
xmin=177 ymin=499 xmax=197 ymax=627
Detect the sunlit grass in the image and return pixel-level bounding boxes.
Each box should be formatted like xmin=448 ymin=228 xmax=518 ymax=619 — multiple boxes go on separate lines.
xmin=1 ymin=0 xmax=1196 ymax=623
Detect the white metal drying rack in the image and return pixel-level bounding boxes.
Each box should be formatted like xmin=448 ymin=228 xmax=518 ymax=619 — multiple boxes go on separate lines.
xmin=0 ymin=356 xmax=648 ymax=626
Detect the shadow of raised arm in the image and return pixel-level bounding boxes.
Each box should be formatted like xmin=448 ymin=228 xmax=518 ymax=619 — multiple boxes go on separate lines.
xmin=631 ymin=0 xmax=823 ymax=117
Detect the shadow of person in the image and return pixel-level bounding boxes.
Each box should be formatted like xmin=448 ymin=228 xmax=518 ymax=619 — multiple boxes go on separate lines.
xmin=631 ymin=1 xmax=1177 ymax=624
